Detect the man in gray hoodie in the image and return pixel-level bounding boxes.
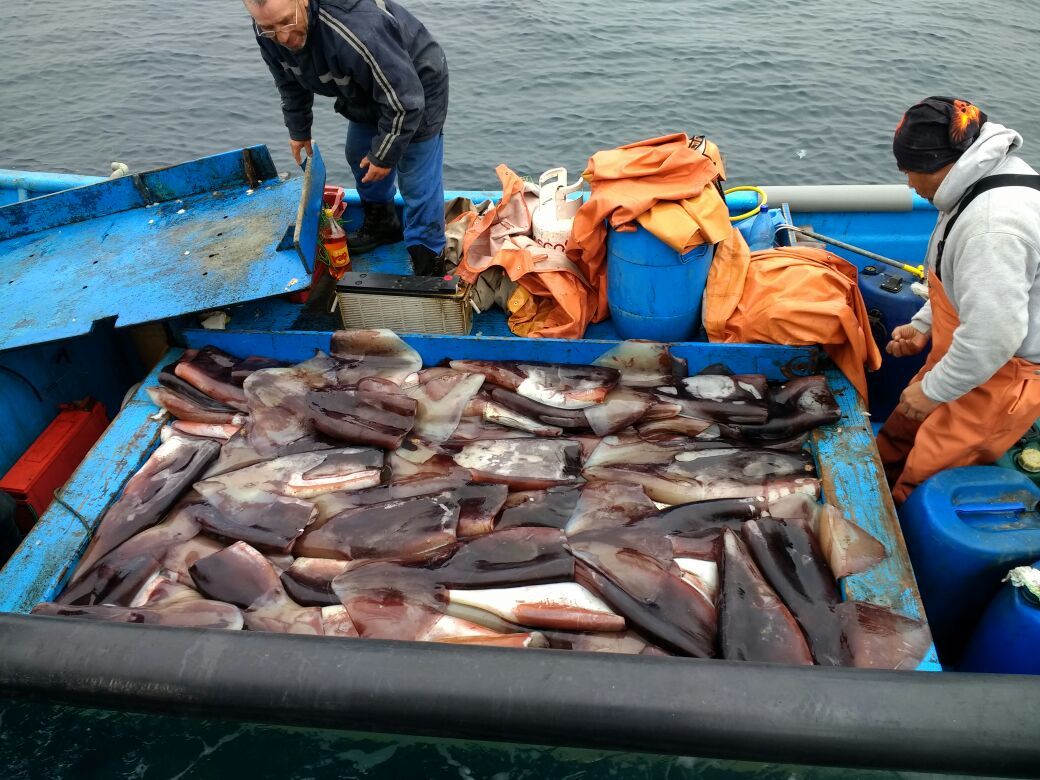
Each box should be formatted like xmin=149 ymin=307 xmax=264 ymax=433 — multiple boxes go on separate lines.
xmin=878 ymin=97 xmax=1040 ymax=502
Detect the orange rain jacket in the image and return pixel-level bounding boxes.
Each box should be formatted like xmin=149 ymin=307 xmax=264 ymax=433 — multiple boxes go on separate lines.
xmin=703 ymin=243 xmax=882 ymax=400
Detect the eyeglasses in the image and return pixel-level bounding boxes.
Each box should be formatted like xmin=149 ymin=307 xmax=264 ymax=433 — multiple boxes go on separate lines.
xmin=257 ymin=2 xmax=299 ymax=39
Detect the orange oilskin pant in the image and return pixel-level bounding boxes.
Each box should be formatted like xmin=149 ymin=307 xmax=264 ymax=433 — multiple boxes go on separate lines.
xmin=877 ymin=271 xmax=1040 ymax=503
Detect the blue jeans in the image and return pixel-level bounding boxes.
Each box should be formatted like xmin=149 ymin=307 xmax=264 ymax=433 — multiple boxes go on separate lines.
xmin=346 ymin=123 xmax=446 ymax=254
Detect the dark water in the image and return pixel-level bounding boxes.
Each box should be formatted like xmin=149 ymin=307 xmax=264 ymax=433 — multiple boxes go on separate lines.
xmin=2 ymin=1 xmax=1038 ymax=190
xmin=0 ymin=699 xmax=991 ymax=780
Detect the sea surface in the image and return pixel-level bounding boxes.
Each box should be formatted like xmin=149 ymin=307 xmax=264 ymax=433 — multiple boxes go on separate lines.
xmin=2 ymin=1 xmax=1038 ymax=190
xmin=1 ymin=2 xmax=1037 ymax=777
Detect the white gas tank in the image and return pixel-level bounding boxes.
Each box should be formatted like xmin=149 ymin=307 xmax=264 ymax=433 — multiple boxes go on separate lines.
xmin=531 ymin=167 xmax=584 ymax=253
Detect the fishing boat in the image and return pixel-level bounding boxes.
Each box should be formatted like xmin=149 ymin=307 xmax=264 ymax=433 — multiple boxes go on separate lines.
xmin=0 ymin=146 xmax=1036 ymax=778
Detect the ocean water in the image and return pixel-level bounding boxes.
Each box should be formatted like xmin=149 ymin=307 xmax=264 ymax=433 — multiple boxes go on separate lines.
xmin=2 ymin=1 xmax=1038 ymax=190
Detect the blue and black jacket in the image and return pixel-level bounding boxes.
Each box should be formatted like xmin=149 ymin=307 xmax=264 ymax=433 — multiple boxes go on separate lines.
xmin=256 ymin=0 xmax=449 ymax=168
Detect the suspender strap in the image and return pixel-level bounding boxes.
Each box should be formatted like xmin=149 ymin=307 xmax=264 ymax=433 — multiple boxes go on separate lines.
xmin=935 ymin=174 xmax=1040 ymax=280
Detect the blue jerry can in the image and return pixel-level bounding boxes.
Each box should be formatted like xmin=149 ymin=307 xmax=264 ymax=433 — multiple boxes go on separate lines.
xmin=900 ymin=466 xmax=1040 ymax=664
xmin=959 ymin=561 xmax=1040 ymax=674
xmin=860 ymin=265 xmax=928 ymax=422
xmin=606 ymin=225 xmax=715 ymax=342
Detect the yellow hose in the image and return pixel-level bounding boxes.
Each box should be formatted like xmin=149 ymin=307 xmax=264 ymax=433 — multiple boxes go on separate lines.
xmin=724 ymin=186 xmax=768 ymax=223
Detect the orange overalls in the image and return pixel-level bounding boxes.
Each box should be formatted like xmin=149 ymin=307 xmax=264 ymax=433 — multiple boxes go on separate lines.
xmin=877 ymin=271 xmax=1040 ymax=503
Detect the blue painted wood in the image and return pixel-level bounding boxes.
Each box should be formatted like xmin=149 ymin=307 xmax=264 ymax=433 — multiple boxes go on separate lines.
xmin=814 ymin=367 xmax=941 ymax=671
xmin=0 ymin=146 xmax=326 ymax=353
xmin=0 ymin=330 xmax=140 ymax=476
xmin=0 ymin=353 xmax=178 ymax=613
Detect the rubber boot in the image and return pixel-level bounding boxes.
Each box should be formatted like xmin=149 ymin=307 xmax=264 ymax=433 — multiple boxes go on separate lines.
xmin=347 ymin=201 xmax=403 ymax=255
xmin=408 ymin=245 xmax=446 ymax=277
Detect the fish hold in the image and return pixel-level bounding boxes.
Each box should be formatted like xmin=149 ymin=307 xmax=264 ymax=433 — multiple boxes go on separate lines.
xmin=544 ymin=630 xmax=669 ymax=655
xmin=64 ymin=505 xmax=201 ymax=593
xmin=488 ymin=387 xmax=653 ymax=437
xmin=71 ymin=436 xmax=220 ymax=581
xmin=330 ymin=329 xmax=423 ymax=385
xmin=636 ymin=416 xmax=716 ymax=442
xmin=307 ymin=379 xmax=417 ymax=449
xmin=32 ymin=600 xmax=243 ymax=630
xmin=585 ymin=448 xmax=819 ymax=505
xmin=405 ymin=370 xmax=486 ymax=442
xmin=571 ymin=550 xmax=716 ymax=658
xmin=198 ymin=448 xmax=385 ymax=501
xmin=634 ymin=497 xmax=769 ymax=535
xmin=741 ymin=518 xmax=849 ymax=666
xmin=453 ymin=439 xmax=584 ymax=490
xmin=468 ymin=396 xmax=565 ymax=438
xmin=231 ymin=356 xmax=288 ymax=386
xmin=57 ymin=554 xmax=161 ymax=607
xmin=765 ymin=494 xmax=886 ymax=579
xmin=174 ymin=346 xmax=248 ymax=411
xmin=651 ymin=374 xmax=769 ymax=425
xmin=147 ymin=386 xmax=244 ymax=426
xmin=816 ymin=504 xmax=886 ymax=579
xmin=835 ymin=601 xmax=931 ymax=670
xmin=189 ymin=542 xmax=282 ymax=608
xmin=447 ymin=583 xmax=625 ymax=632
xmin=718 ymin=529 xmax=813 ymax=665
xmin=435 ymin=527 xmax=574 ymax=588
xmin=130 ymin=573 xmax=205 ymax=608
xmin=161 ymin=535 xmax=226 ymax=583
xmin=295 ymin=495 xmax=459 ymax=564
xmin=583 ymin=431 xmax=701 ymax=470
xmin=443 ymin=418 xmax=536 ymax=446
xmin=718 ymin=375 xmax=841 ymax=444
xmin=456 ymin=484 xmax=509 ymax=538
xmin=592 ymin=341 xmax=683 ymax=388
xmin=320 ymin=605 xmax=360 ymax=638
xmin=496 ymin=485 xmax=583 ymax=531
xmin=244 ymin=586 xmax=325 ymax=635
xmin=170 ymin=421 xmax=242 ymax=441
xmin=242 ymin=353 xmax=345 ymax=455
xmin=282 ymin=558 xmax=352 ymax=606
xmin=449 ymin=360 xmax=620 ymax=410
xmin=563 ymin=482 xmax=658 ymax=536
xmin=333 ymin=562 xmax=446 ymax=641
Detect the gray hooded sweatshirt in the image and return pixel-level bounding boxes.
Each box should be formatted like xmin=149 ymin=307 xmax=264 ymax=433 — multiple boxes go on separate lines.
xmin=910 ymin=122 xmax=1040 ymax=403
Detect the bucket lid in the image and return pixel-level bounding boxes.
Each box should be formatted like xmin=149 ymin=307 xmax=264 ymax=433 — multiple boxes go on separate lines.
xmin=0 ymin=145 xmax=326 ymax=353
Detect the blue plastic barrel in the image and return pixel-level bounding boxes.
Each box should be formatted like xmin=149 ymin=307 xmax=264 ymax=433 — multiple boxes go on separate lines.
xmin=959 ymin=561 xmax=1040 ymax=674
xmin=606 ymin=226 xmax=715 ymax=341
xmin=900 ymin=466 xmax=1040 ymax=664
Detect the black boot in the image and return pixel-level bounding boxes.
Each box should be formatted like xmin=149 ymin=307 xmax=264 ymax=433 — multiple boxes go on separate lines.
xmin=408 ymin=245 xmax=446 ymax=277
xmin=347 ymin=201 xmax=403 ymax=255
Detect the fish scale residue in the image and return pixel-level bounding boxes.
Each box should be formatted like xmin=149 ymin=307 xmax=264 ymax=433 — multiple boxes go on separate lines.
xmin=36 ymin=332 xmax=929 ymax=670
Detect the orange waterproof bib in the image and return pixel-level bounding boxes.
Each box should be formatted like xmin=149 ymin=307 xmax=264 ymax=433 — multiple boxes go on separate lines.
xmin=877 ymin=271 xmax=1040 ymax=503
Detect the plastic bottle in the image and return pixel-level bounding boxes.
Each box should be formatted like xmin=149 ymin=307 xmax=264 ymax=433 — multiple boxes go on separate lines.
xmin=321 ymin=208 xmax=351 ymax=279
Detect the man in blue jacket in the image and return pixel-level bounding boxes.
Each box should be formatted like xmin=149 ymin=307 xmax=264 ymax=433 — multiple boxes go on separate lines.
xmin=245 ymin=0 xmax=449 ymax=275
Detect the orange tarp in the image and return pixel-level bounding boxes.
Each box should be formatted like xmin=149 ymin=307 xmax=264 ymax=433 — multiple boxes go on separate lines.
xmin=567 ymin=133 xmax=730 ymax=322
xmin=704 ymin=243 xmax=882 ymax=400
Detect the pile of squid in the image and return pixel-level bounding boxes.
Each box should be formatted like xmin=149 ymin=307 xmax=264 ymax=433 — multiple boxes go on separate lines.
xmin=35 ymin=331 xmax=930 ymax=668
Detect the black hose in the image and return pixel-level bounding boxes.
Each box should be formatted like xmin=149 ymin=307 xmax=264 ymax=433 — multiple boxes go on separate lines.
xmin=0 ymin=614 xmax=1037 ymax=777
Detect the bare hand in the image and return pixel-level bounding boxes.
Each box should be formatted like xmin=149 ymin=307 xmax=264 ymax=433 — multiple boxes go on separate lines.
xmin=360 ymin=156 xmax=392 ymax=183
xmin=886 ymin=323 xmax=930 ymax=358
xmin=897 ymin=381 xmax=941 ymax=422
xmin=290 ymin=139 xmax=313 ymax=166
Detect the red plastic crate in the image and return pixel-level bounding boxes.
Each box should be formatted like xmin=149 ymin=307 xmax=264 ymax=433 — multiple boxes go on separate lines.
xmin=0 ymin=401 xmax=109 ymax=535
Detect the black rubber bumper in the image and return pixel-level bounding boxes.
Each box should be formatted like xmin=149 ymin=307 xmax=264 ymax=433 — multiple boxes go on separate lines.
xmin=1 ymin=613 xmax=1037 ymax=777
